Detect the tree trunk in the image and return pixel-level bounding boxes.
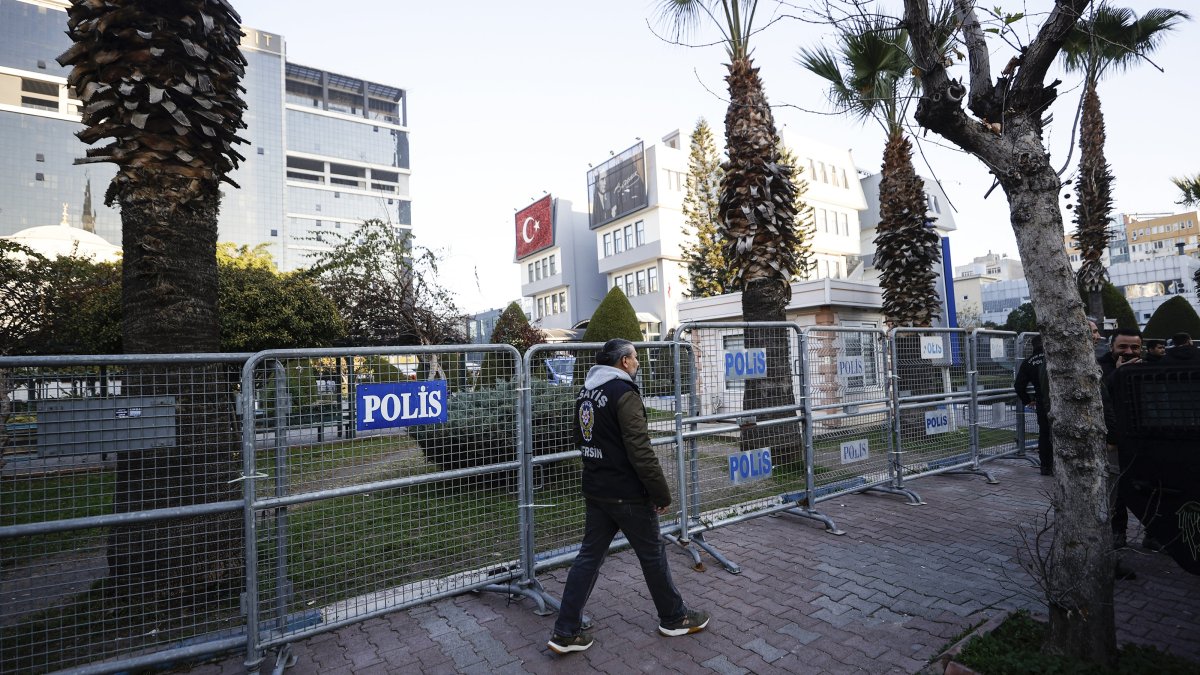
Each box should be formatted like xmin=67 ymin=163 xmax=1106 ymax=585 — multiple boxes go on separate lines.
xmin=719 ymin=56 xmax=803 ymax=467
xmin=109 ymin=182 xmax=242 ymax=617
xmin=1075 ymin=79 xmax=1112 ymax=328
xmin=1005 ymin=147 xmax=1116 ymax=660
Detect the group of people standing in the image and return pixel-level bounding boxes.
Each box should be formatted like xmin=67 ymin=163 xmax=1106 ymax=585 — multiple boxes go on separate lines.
xmin=1015 ymin=321 xmax=1196 ymax=578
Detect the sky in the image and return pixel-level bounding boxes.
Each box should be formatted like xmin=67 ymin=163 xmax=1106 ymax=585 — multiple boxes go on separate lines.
xmin=232 ymin=0 xmax=1200 ymax=314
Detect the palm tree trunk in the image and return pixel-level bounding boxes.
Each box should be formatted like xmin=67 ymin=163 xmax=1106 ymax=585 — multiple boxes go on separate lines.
xmin=1075 ymin=78 xmax=1113 ymax=325
xmin=719 ymin=56 xmax=803 ymax=465
xmin=109 ymin=181 xmax=242 ymax=614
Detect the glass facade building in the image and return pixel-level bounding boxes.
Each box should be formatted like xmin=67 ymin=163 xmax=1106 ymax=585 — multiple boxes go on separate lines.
xmin=0 ymin=0 xmax=411 ymax=271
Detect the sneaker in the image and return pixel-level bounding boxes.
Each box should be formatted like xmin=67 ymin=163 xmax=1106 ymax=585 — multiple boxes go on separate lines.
xmin=547 ymin=632 xmax=594 ymax=654
xmin=659 ymin=609 xmax=710 ymax=637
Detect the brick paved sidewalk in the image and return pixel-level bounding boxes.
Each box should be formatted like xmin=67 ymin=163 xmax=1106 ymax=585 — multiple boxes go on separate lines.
xmin=184 ymin=463 xmax=1200 ymax=674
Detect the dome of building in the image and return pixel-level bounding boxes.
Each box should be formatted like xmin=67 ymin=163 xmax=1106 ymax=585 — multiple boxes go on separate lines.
xmin=2 ymin=204 xmax=121 ymax=263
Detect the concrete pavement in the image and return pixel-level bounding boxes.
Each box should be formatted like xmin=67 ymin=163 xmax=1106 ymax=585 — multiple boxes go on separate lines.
xmin=183 ymin=463 xmax=1200 ymax=674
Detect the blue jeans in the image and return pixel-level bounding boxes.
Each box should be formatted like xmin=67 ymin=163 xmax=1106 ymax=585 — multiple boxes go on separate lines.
xmin=553 ymin=498 xmax=686 ymax=636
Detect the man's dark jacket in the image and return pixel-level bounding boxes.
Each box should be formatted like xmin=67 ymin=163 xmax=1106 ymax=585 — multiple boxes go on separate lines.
xmin=574 ymin=365 xmax=672 ymax=506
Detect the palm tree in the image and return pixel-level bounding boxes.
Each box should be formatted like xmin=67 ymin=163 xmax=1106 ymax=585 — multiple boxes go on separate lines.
xmin=1172 ymin=173 xmax=1200 ymax=207
xmin=1062 ymin=4 xmax=1189 ymax=321
xmin=57 ymin=0 xmax=248 ymax=614
xmin=799 ymin=16 xmax=943 ymax=328
xmin=656 ymin=0 xmax=803 ymax=465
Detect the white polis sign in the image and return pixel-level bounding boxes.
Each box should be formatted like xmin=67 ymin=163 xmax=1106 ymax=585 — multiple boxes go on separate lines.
xmin=840 ymin=439 xmax=869 ymax=464
xmin=919 ymin=336 xmax=945 ymax=360
xmin=837 ymin=355 xmax=865 ymax=379
xmin=924 ymin=408 xmax=950 ymax=434
xmin=724 ymin=348 xmax=767 ymax=381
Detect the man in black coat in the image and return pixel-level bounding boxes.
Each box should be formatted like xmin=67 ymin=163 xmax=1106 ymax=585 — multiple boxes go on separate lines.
xmin=548 ymin=339 xmax=709 ymax=654
xmin=1014 ymin=335 xmax=1053 ymax=475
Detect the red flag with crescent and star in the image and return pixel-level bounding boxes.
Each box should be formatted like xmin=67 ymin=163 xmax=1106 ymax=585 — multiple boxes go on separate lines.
xmin=514 ymin=195 xmax=555 ymax=260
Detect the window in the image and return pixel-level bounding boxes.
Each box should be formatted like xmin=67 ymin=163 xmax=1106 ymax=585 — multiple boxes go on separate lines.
xmin=528 ymin=264 xmax=534 ymax=283
xmin=270 ymin=229 xmax=279 ymax=237
xmin=35 ymin=153 xmax=44 ymax=162
xmin=551 ymin=294 xmax=560 ymax=314
xmin=549 ymin=254 xmax=557 ymax=276
xmin=625 ymin=273 xmax=634 ymax=295
xmin=819 ymin=161 xmax=828 ymax=183
xmin=35 ymin=173 xmax=44 ymax=181
xmin=838 ymin=212 xmax=849 ymax=235
xmin=604 ymin=233 xmax=613 ymax=257
xmin=840 ymin=168 xmax=848 ymax=187
xmin=635 ymin=221 xmax=645 ymax=246
xmin=723 ymin=335 xmax=745 ymax=391
xmin=636 ymin=270 xmax=647 ymax=295
xmin=560 ymin=292 xmax=567 ymax=314
xmin=625 ymin=224 xmax=634 ymax=250
xmin=537 ymin=298 xmax=545 ymax=319
xmin=648 ymin=266 xmax=659 ymax=293
xmin=614 ymin=229 xmax=625 ymax=254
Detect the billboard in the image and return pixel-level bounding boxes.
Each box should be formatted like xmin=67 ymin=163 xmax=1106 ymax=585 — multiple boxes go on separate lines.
xmin=588 ymin=142 xmax=648 ymax=229
xmin=514 ymin=195 xmax=555 ymax=260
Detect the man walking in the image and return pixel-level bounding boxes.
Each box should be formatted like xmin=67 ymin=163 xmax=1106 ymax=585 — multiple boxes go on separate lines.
xmin=547 ymin=339 xmax=709 ymax=654
xmin=1014 ymin=335 xmax=1053 ymax=475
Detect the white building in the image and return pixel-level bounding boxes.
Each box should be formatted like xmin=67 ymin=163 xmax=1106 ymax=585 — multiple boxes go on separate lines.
xmin=787 ymin=135 xmax=869 ymax=280
xmin=515 ymin=196 xmax=605 ymax=331
xmin=590 ymin=134 xmax=690 ymax=339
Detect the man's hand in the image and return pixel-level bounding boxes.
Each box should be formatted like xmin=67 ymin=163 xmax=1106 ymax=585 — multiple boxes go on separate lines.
xmin=655 ymin=505 xmax=669 ymax=515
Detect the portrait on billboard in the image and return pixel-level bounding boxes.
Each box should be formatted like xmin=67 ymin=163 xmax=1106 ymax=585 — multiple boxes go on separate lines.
xmin=514 ymin=195 xmax=555 ymax=260
xmin=588 ymin=142 xmax=648 ymax=229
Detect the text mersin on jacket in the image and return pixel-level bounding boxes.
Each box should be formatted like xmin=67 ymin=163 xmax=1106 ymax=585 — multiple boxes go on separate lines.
xmin=574 ymin=365 xmax=672 ymax=507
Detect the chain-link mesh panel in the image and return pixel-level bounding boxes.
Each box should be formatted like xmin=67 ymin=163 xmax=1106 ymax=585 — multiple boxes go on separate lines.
xmin=244 ymin=346 xmax=523 ymax=648
xmin=525 ymin=343 xmax=684 ymax=569
xmin=890 ymin=329 xmax=974 ymax=479
xmin=972 ymin=330 xmax=1021 ymax=462
xmin=676 ymin=324 xmax=805 ymax=531
xmin=802 ymin=328 xmax=894 ymax=501
xmin=1 ymin=356 xmax=247 ymax=674
xmin=1015 ymin=332 xmax=1040 ymax=455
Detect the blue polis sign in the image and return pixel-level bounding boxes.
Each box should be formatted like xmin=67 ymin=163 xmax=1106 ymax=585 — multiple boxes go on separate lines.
xmin=356 ymin=381 xmax=448 ymax=431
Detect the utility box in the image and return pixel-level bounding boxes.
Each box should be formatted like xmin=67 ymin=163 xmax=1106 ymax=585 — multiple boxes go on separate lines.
xmin=36 ymin=396 xmax=176 ymax=457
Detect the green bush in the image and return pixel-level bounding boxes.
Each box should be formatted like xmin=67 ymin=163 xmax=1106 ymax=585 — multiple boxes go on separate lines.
xmin=582 ymin=287 xmax=642 ymax=343
xmin=1143 ymin=295 xmax=1200 ymax=340
xmin=956 ymin=610 xmax=1199 ymax=674
xmin=481 ymin=302 xmax=544 ymax=384
xmin=409 ymin=381 xmax=575 ymax=471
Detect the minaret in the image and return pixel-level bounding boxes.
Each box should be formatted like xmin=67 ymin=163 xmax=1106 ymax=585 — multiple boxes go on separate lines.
xmin=81 ymin=178 xmax=97 ymax=233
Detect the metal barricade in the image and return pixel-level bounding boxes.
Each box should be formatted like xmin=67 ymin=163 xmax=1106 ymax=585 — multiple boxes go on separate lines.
xmin=800 ymin=327 xmax=920 ymax=505
xmin=239 ymin=345 xmax=530 ymax=672
xmin=970 ymin=330 xmax=1025 ymax=464
xmin=0 ymin=353 xmax=250 ymax=675
xmin=674 ymin=322 xmax=838 ymax=574
xmin=889 ymin=328 xmax=996 ymax=484
xmin=1014 ymin=332 xmax=1042 ymax=463
xmin=519 ymin=342 xmax=686 ymax=594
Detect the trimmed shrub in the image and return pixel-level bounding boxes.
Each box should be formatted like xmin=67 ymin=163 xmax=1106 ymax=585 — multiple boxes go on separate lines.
xmin=1102 ymin=282 xmax=1138 ymax=330
xmin=582 ymin=287 xmax=642 ymax=343
xmin=409 ymin=381 xmax=575 ymax=471
xmin=481 ymin=302 xmax=544 ymax=384
xmin=1143 ymin=295 xmax=1200 ymax=339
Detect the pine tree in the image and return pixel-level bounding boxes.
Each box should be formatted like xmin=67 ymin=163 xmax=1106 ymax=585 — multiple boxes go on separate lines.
xmin=679 ymin=118 xmax=730 ymax=297
xmin=776 ymin=142 xmax=816 ymax=280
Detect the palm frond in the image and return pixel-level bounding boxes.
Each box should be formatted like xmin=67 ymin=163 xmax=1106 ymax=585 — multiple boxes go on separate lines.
xmin=1172 ymin=174 xmax=1200 ymax=207
xmin=1061 ymin=3 xmax=1190 ymax=78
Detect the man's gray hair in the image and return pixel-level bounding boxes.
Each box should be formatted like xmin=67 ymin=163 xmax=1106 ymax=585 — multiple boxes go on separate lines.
xmin=597 ymin=339 xmax=635 ymax=366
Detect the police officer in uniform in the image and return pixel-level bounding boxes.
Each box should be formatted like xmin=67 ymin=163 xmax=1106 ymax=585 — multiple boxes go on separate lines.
xmin=1014 ymin=334 xmax=1053 ymax=475
xmin=548 ymin=339 xmax=709 ymax=654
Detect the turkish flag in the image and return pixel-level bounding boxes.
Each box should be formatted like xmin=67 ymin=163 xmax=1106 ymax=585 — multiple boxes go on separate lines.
xmin=515 ymin=195 xmax=555 ymax=260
